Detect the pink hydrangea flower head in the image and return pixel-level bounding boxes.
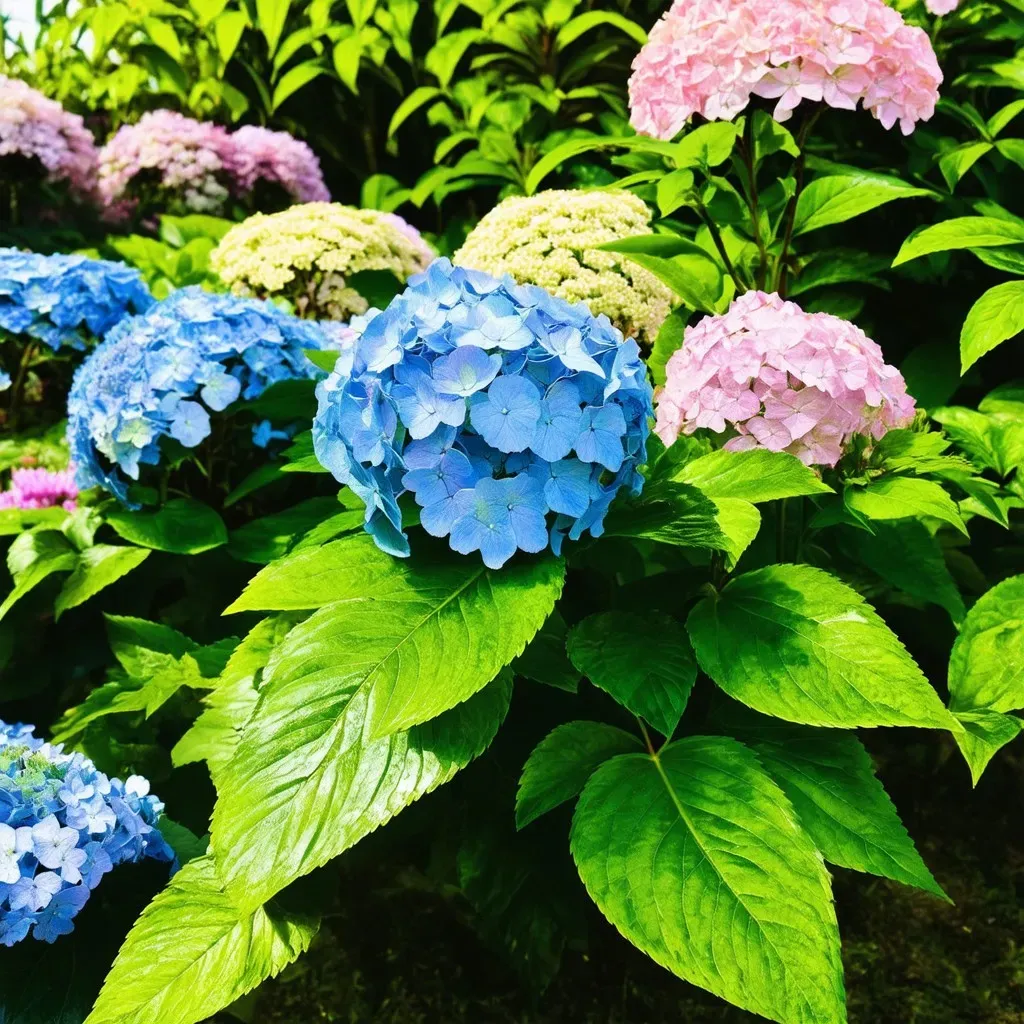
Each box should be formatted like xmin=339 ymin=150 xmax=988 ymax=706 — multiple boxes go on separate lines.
xmin=0 ymin=76 xmax=98 ymax=196
xmin=925 ymin=0 xmax=959 ymax=14
xmin=97 ymin=110 xmax=233 ymax=215
xmin=629 ymin=0 xmax=943 ymax=138
xmin=0 ymin=467 xmax=78 ymax=512
xmin=655 ymin=291 xmax=916 ymax=467
xmin=224 ymin=125 xmax=330 ymax=203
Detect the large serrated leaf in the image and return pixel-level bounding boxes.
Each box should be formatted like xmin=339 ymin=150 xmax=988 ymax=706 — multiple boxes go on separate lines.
xmin=84 ymin=856 xmax=317 ymax=1024
xmin=571 ymin=736 xmax=845 ymax=1024
xmin=687 ymin=564 xmax=956 ymax=730
xmin=212 ymin=675 xmax=512 ymax=911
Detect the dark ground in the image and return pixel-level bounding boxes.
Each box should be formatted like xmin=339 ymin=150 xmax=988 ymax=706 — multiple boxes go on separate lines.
xmin=231 ymin=732 xmax=1024 ymax=1024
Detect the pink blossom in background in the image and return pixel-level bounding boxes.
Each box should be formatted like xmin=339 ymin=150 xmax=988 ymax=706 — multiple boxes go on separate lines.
xmin=628 ymin=0 xmax=943 ymax=138
xmin=379 ymin=212 xmax=436 ymax=267
xmin=0 ymin=467 xmax=78 ymax=512
xmin=925 ymin=0 xmax=960 ymax=14
xmin=655 ymin=291 xmax=916 ymax=467
xmin=0 ymin=76 xmax=98 ymax=196
xmin=225 ymin=125 xmax=330 ymax=203
xmin=97 ymin=110 xmax=233 ymax=215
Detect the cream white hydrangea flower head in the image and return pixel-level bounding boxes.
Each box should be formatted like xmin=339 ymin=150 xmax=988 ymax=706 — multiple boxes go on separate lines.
xmin=210 ymin=202 xmax=434 ymax=319
xmin=454 ymin=189 xmax=673 ymax=347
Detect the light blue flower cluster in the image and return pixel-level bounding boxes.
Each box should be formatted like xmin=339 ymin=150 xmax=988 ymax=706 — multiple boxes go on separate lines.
xmin=0 ymin=720 xmax=173 ymax=947
xmin=312 ymin=258 xmax=653 ymax=569
xmin=66 ymin=286 xmax=340 ymax=503
xmin=0 ymin=248 xmax=152 ymax=351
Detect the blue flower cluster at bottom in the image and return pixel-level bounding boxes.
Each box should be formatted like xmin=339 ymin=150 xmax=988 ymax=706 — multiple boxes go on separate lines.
xmin=313 ymin=258 xmax=653 ymax=568
xmin=0 ymin=720 xmax=173 ymax=946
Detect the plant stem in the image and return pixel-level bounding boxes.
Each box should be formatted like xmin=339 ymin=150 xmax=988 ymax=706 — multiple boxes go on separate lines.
xmin=742 ymin=115 xmax=768 ymax=290
xmin=776 ymin=497 xmax=789 ymax=563
xmin=7 ymin=341 xmax=37 ymax=432
xmin=776 ymin=108 xmax=823 ymax=296
xmin=696 ymin=200 xmax=744 ymax=291
xmin=638 ymin=719 xmax=657 ymax=757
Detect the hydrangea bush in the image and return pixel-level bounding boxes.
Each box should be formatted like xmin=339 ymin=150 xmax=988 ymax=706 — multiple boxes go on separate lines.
xmin=0 ymin=720 xmax=172 ymax=946
xmin=454 ymin=190 xmax=674 ymax=348
xmin=655 ymin=291 xmax=916 ymax=465
xmin=628 ymin=0 xmax=943 ymax=136
xmin=312 ymin=257 xmax=653 ymax=567
xmin=66 ymin=286 xmax=339 ymax=502
xmin=0 ymin=76 xmax=98 ymax=200
xmin=210 ymin=202 xmax=435 ymax=319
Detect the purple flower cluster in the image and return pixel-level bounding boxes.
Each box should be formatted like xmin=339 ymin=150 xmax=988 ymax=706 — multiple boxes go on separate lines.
xmin=0 ymin=721 xmax=174 ymax=947
xmin=98 ymin=111 xmax=329 ymax=218
xmin=0 ymin=467 xmax=78 ymax=512
xmin=0 ymin=76 xmax=98 ymax=197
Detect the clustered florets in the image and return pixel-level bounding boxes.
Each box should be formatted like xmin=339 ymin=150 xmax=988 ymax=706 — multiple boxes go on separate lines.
xmin=0 ymin=77 xmax=98 ymax=197
xmin=0 ymin=248 xmax=152 ymax=351
xmin=97 ymin=112 xmax=329 ymax=217
xmin=0 ymin=467 xmax=78 ymax=512
xmin=210 ymin=203 xmax=435 ymax=320
xmin=629 ymin=0 xmax=943 ymax=138
xmin=454 ymin=190 xmax=674 ymax=348
xmin=66 ymin=287 xmax=340 ymax=503
xmin=655 ymin=290 xmax=915 ymax=467
xmin=313 ymin=258 xmax=653 ymax=569
xmin=0 ymin=720 xmax=173 ymax=947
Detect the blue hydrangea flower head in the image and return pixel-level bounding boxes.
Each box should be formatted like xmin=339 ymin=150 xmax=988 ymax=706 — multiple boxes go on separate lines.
xmin=0 ymin=719 xmax=173 ymax=947
xmin=0 ymin=248 xmax=152 ymax=351
xmin=312 ymin=258 xmax=653 ymax=569
xmin=66 ymin=286 xmax=342 ymax=503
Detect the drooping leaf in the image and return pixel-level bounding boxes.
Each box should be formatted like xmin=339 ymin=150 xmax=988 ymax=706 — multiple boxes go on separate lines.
xmin=950 ymin=710 xmax=1024 ymax=786
xmin=571 ymin=737 xmax=845 ymax=1024
xmin=50 ymin=673 xmax=147 ymax=745
xmin=893 ymin=216 xmax=1024 ymax=266
xmin=106 ymin=499 xmax=227 ymax=554
xmin=568 ymin=611 xmax=696 ymax=736
xmin=513 ymin=609 xmax=580 ymax=692
xmin=686 ymin=564 xmax=956 ymax=730
xmin=844 ymin=477 xmax=967 ymax=536
xmin=83 ymin=856 xmax=318 ymax=1024
xmin=516 ymin=721 xmax=642 ymax=829
xmin=959 ymin=280 xmax=1024 ymax=372
xmin=604 ymin=481 xmax=725 ymax=550
xmin=212 ymin=673 xmax=512 ymax=910
xmin=794 ymin=174 xmax=932 ymax=235
xmin=0 ymin=530 xmax=78 ymax=621
xmin=54 ymin=545 xmax=151 ymax=619
xmin=711 ymin=496 xmax=762 ymax=566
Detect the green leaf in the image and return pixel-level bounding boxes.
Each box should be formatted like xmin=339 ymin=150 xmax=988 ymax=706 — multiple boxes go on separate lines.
xmin=948 ymin=575 xmax=1024 ymax=716
xmin=142 ymin=15 xmax=182 ymax=60
xmin=512 ymin=609 xmax=580 ymax=692
xmin=83 ymin=855 xmax=318 ymax=1024
xmin=332 ymin=34 xmax=363 ymax=92
xmin=387 ymin=85 xmax=443 ymax=138
xmin=106 ymin=499 xmax=227 ymax=554
xmin=971 ymin=244 xmax=1024 ymax=274
xmin=173 ymin=615 xmax=303 ymax=778
xmin=844 ymin=520 xmax=965 ymax=625
xmin=223 ymin=463 xmax=286 ymax=507
xmin=555 ymin=9 xmax=646 ymax=48
xmin=304 ymin=347 xmax=340 ymax=374
xmin=648 ymin=310 xmax=684 ymax=389
xmin=571 ymin=737 xmax=845 ymax=1024
xmin=616 ymin=251 xmax=725 ymax=314
xmin=674 ymin=449 xmax=832 ymax=502
xmin=425 ymin=28 xmax=486 ymax=87
xmin=0 ymin=531 xmax=77 ymax=622
xmin=255 ymin=0 xmax=289 ymax=54
xmin=893 ymin=216 xmax=1024 ymax=266
xmin=214 ymin=8 xmax=248 ymax=63
xmin=711 ymin=496 xmax=761 ymax=567
xmin=959 ymin=280 xmax=1024 ymax=373
xmin=568 ymin=611 xmax=695 ymax=736
xmin=106 ymin=614 xmax=194 ymax=668
xmin=50 ymin=674 xmax=147 ymax=745
xmin=674 ymin=122 xmax=739 ymax=168
xmin=950 ymin=710 xmax=1024 ymax=786
xmin=516 ymin=721 xmax=642 ymax=829
xmin=938 ymin=141 xmax=993 ymax=191
xmin=271 ymin=60 xmax=324 ymax=111
xmin=157 ymin=818 xmax=208 ymax=867
xmin=844 ymin=477 xmax=967 ymax=536
xmin=794 ymin=175 xmax=932 ymax=235
xmin=213 ymin=673 xmax=512 ymax=910
xmin=54 ymin=545 xmax=150 ymax=619
xmin=227 ymin=497 xmax=342 ymax=564
xmin=686 ymin=564 xmax=956 ymax=730
xmin=0 ymin=506 xmax=68 ymax=536
xmin=728 ymin=719 xmax=945 ymax=898
xmin=604 ymin=481 xmax=725 ymax=550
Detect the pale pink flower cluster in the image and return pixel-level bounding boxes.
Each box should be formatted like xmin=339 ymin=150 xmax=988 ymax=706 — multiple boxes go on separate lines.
xmin=224 ymin=125 xmax=329 ymax=203
xmin=925 ymin=0 xmax=959 ymax=14
xmin=0 ymin=467 xmax=78 ymax=512
xmin=0 ymin=77 xmax=98 ymax=195
xmin=655 ymin=291 xmax=916 ymax=467
xmin=97 ymin=110 xmax=233 ymax=214
xmin=629 ymin=0 xmax=943 ymax=138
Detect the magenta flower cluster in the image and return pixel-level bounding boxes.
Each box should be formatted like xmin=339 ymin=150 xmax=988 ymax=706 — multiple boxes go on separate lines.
xmin=97 ymin=111 xmax=329 ymax=215
xmin=0 ymin=77 xmax=97 ymax=196
xmin=629 ymin=0 xmax=942 ymax=138
xmin=224 ymin=125 xmax=330 ymax=204
xmin=0 ymin=467 xmax=78 ymax=513
xmin=655 ymin=291 xmax=915 ymax=468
